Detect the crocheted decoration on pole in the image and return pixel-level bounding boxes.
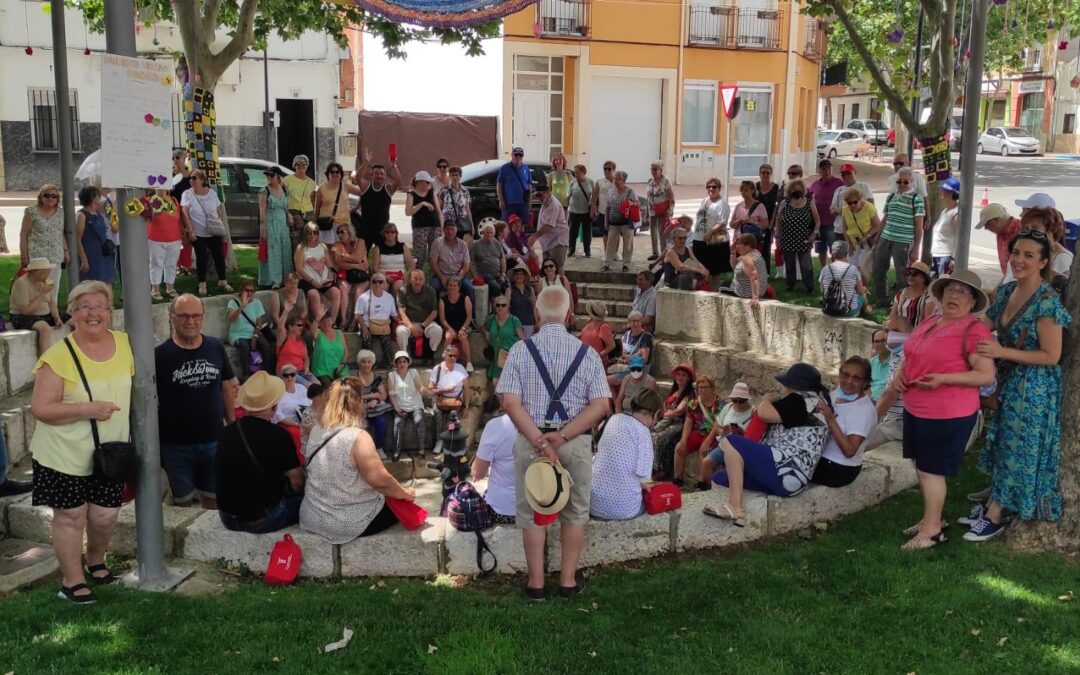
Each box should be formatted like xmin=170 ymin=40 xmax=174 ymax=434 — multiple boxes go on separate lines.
xmin=347 ymin=0 xmax=534 ymax=28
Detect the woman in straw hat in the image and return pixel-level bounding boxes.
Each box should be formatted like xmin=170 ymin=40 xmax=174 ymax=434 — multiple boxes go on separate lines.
xmin=301 ymin=378 xmax=416 ymax=543
xmin=892 ymin=270 xmax=996 ymax=550
xmin=578 ymin=300 xmax=616 ymax=368
xmin=8 ymin=257 xmax=62 ymax=354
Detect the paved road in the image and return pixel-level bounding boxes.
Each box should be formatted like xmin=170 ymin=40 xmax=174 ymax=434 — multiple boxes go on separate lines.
xmin=4 ymin=153 xmax=1077 ymax=288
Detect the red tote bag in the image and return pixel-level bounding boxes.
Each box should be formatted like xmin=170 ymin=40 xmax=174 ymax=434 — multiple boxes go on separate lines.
xmin=386 ymin=497 xmax=428 ymax=530
xmin=643 ymin=483 xmax=682 ymax=515
xmin=265 ymin=533 xmax=302 ymax=585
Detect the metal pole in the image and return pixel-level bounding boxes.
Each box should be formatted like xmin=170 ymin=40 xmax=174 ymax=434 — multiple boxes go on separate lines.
xmin=725 ymin=116 xmax=734 ymax=203
xmin=49 ymin=0 xmax=78 ymax=290
xmin=906 ymin=7 xmax=925 ymax=160
xmin=263 ymin=49 xmax=272 ymax=161
xmin=104 ymin=0 xmax=177 ymax=589
xmin=955 ymin=0 xmax=990 ymax=272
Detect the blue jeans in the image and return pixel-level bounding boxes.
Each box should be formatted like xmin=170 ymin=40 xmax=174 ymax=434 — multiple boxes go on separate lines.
xmin=161 ymin=441 xmax=218 ymax=503
xmin=218 ymin=494 xmax=303 ymax=534
xmin=481 ymin=274 xmax=509 ymax=297
xmin=815 ymin=226 xmax=836 ymax=255
xmin=427 ymin=276 xmax=476 ymax=307
xmin=501 ymin=203 xmax=530 ymax=224
xmin=367 ymin=413 xmax=388 ymax=451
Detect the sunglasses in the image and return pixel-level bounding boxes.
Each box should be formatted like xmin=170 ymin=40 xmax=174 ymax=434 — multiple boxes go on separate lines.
xmin=437 ymin=164 xmax=448 ymax=169
xmin=543 ymin=264 xmax=555 ymax=269
xmin=846 ymin=200 xmax=860 ymax=206
xmin=904 ymin=270 xmax=923 ymax=277
xmin=1018 ymin=228 xmax=1049 ymax=240
xmin=706 ymin=185 xmax=720 ymax=190
xmin=893 ymin=162 xmax=905 ymax=167
xmin=495 ymin=303 xmax=509 ymax=308
xmin=896 ymin=180 xmax=910 ymax=185
xmin=604 ymin=167 xmax=614 ymax=171
xmin=730 ymin=398 xmax=748 ymax=404
xmin=281 ymin=372 xmax=297 ymax=378
xmin=385 ymin=230 xmax=397 ymax=234
xmin=290 ymin=322 xmax=304 ymax=327
xmin=42 ymin=193 xmax=59 ymax=199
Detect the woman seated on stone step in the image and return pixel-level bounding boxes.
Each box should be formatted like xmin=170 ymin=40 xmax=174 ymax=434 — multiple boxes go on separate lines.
xmin=591 ymin=388 xmax=663 ymax=521
xmin=810 ymin=357 xmax=877 ymax=489
xmin=650 ymin=363 xmax=696 ymax=480
xmin=606 ymin=311 xmax=654 ymax=390
xmin=694 ymin=382 xmax=755 ymax=490
xmin=300 ymin=378 xmax=417 ymax=544
xmin=8 ymin=257 xmax=63 ymax=355
xmin=704 ymin=363 xmax=832 ymax=527
xmin=670 ymin=376 xmax=722 ymax=486
xmin=424 ymin=343 xmax=470 ymax=455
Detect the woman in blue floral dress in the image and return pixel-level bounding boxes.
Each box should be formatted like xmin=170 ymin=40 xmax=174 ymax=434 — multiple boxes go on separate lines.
xmin=967 ymin=232 xmax=1071 ymax=541
xmin=259 ymin=167 xmax=293 ymax=288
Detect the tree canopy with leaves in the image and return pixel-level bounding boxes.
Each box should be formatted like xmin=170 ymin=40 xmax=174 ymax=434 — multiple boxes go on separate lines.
xmin=71 ymin=0 xmax=500 ymax=89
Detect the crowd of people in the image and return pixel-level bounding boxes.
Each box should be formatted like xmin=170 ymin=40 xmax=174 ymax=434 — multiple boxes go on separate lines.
xmin=6 ymin=143 xmax=1075 ymax=604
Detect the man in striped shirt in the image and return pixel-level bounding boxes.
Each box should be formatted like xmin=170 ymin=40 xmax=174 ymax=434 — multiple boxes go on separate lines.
xmin=496 ymin=285 xmax=610 ymax=600
xmin=870 ymin=167 xmax=925 ymax=306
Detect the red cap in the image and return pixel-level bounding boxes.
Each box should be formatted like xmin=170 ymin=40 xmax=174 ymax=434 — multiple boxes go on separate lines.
xmin=507 ymin=214 xmax=522 ymax=224
xmin=839 ymin=163 xmax=856 ymax=173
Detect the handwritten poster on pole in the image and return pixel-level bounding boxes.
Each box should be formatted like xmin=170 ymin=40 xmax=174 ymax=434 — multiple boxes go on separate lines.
xmin=101 ymin=54 xmax=174 ymax=189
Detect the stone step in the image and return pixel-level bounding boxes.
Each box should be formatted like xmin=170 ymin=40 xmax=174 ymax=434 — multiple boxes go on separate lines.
xmin=575 ymin=299 xmax=634 ymax=317
xmin=0 ymin=538 xmax=58 ymax=596
xmin=1 ymin=390 xmax=35 ymax=472
xmin=575 ymin=282 xmax=637 ymax=302
xmin=571 ymin=315 xmax=628 ymax=334
xmin=0 ymin=440 xmax=914 ymax=585
xmin=565 ymin=269 xmax=637 ymax=285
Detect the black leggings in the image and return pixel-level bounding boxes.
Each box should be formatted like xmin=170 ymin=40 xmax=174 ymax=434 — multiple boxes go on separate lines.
xmin=360 ymin=502 xmax=399 ymax=537
xmin=193 ymin=235 xmax=227 ymax=283
xmin=569 ymin=212 xmax=592 ymax=255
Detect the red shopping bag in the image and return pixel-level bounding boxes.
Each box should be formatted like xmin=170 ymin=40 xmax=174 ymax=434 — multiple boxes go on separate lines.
xmin=265 ymin=533 xmax=302 ymax=585
xmin=258 ymin=240 xmax=268 ymax=262
xmin=743 ymin=410 xmax=768 ymax=443
xmin=643 ymin=482 xmax=682 ymax=514
xmin=386 ymin=497 xmax=428 ymax=530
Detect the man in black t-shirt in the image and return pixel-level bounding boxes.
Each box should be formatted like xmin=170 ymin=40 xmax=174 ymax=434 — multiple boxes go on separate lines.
xmin=170 ymin=148 xmax=191 ymax=203
xmin=155 ymin=294 xmax=238 ymax=508
xmin=216 ymin=371 xmax=304 ymax=533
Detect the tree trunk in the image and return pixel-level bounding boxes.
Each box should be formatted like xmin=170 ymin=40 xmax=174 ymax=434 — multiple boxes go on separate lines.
xmin=1007 ymin=255 xmax=1080 ymax=553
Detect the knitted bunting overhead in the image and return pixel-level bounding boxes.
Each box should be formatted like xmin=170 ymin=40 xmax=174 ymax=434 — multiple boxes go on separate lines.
xmin=347 ymin=0 xmax=536 ymax=28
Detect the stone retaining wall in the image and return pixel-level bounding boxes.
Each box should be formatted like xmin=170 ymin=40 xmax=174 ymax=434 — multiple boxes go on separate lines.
xmin=0 ymin=443 xmax=914 ymax=579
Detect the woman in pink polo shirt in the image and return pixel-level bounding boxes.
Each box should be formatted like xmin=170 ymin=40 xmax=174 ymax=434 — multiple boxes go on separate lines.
xmin=893 ymin=270 xmax=996 ymax=551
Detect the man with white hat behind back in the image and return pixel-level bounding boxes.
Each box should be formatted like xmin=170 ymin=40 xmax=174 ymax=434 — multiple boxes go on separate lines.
xmin=975 ymin=203 xmax=1021 ymax=277
xmin=497 ymin=285 xmax=610 ymax=601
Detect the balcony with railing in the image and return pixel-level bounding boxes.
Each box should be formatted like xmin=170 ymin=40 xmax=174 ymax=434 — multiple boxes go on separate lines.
xmin=803 ymin=17 xmax=826 ymax=61
xmin=537 ymin=0 xmax=590 ymax=38
xmin=687 ymin=5 xmax=784 ymax=50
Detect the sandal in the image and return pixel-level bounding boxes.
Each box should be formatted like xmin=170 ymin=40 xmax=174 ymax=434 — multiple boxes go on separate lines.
xmin=703 ymin=503 xmax=746 ymax=527
xmin=902 ymin=519 xmax=950 ymax=536
xmin=900 ymin=531 xmax=947 ymax=551
xmin=58 ymin=583 xmax=97 ymax=604
xmin=197 ymin=283 xmax=208 ymax=297
xmin=166 ymin=288 xmax=179 ymax=299
xmin=218 ymin=282 xmax=234 ymax=293
xmin=150 ymin=290 xmax=162 ymax=302
xmin=85 ymin=559 xmax=117 ymax=585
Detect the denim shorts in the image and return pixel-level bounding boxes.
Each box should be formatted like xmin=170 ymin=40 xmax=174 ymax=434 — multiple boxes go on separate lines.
xmin=815 ymin=226 xmax=836 ymax=255
xmin=219 ymin=494 xmax=302 ymax=534
xmin=161 ymin=441 xmax=218 ymax=502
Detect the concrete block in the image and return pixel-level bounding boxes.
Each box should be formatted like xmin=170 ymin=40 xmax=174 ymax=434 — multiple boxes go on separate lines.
xmin=577 ymin=283 xmax=636 ymax=302
xmin=7 ymin=500 xmax=54 ymax=544
xmin=339 ymin=517 xmax=445 ymax=577
xmin=800 ymin=312 xmax=848 ymax=370
xmin=654 ymin=289 xmax=724 ymax=344
xmin=444 ymin=524 xmax=527 ymax=575
xmin=762 ymin=303 xmax=807 ymax=362
xmin=690 ymin=346 xmax=733 ymax=385
xmin=548 ymin=511 xmax=673 ymax=571
xmin=651 ymin=341 xmax=701 ymax=378
xmin=0 ymin=331 xmax=39 ymax=396
xmin=675 ymin=488 xmax=767 ymax=551
xmin=718 ymin=294 xmax=766 ymax=353
xmin=0 ymin=495 xmax=31 ymax=536
xmin=473 ymin=283 xmax=490 ymax=328
xmin=112 ymin=503 xmax=204 ymax=557
xmin=2 ymin=411 xmax=26 ymax=468
xmin=864 ymin=442 xmax=917 ymax=497
xmin=182 ymin=511 xmax=335 ymax=578
xmin=725 ymin=352 xmax=796 ymax=397
xmin=766 ymin=462 xmax=890 ymax=536
xmin=843 ymin=319 xmax=882 ymax=362
xmin=21 ymin=404 xmax=36 ymax=453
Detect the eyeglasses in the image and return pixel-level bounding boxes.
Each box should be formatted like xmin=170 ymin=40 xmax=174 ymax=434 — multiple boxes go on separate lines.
xmin=603 ymin=166 xmax=614 ymax=171
xmin=385 ymin=229 xmax=397 ymax=235
xmin=74 ymin=304 xmax=110 ymax=313
xmin=445 ymin=353 xmax=458 ymax=358
xmin=42 ymin=193 xmax=59 ymax=199
xmin=290 ymin=322 xmax=304 ymax=328
xmin=295 ymin=162 xmax=308 ymax=167
xmin=171 ymin=312 xmax=204 ymax=321
xmin=896 ymin=180 xmax=909 ymax=185
xmin=730 ymin=398 xmax=748 ymax=404
xmin=1018 ymin=228 xmax=1049 ymax=240
xmin=943 ymin=284 xmax=975 ymax=297
xmin=706 ymin=185 xmax=720 ymax=191
xmin=495 ymin=303 xmax=509 ymax=308
xmin=437 ymin=164 xmax=449 ymax=169
xmin=845 ymin=200 xmax=860 ymax=206
xmin=281 ymin=372 xmax=297 ymax=378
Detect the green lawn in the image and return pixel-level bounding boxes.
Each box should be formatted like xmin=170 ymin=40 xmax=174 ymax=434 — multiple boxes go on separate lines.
xmin=1 ymin=456 xmax=1077 ymax=674
xmin=0 ymin=248 xmax=260 ymax=315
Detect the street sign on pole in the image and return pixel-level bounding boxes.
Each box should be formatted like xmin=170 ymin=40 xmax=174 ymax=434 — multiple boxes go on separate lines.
xmin=720 ymin=84 xmax=739 ymax=119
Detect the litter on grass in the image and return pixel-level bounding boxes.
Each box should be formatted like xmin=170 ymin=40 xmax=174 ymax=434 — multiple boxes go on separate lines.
xmin=324 ymin=628 xmax=354 ymax=653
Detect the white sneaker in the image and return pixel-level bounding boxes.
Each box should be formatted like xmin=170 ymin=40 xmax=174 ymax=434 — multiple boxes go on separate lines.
xmin=615 ymin=252 xmax=623 ymax=262
xmin=466 ymin=362 xmax=474 ymax=373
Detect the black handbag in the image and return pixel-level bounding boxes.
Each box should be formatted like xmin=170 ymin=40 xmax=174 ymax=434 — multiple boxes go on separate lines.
xmin=63 ymin=338 xmax=139 ymax=482
xmin=317 ymin=183 xmax=343 ymax=231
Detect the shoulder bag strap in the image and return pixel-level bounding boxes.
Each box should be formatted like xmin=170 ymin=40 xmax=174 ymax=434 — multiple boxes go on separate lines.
xmin=63 ymin=337 xmax=101 ymax=450
xmin=304 ymin=428 xmax=344 ymax=466
xmin=235 ymin=417 xmax=264 ymax=476
xmin=330 ymin=182 xmax=343 ymax=219
xmin=513 ymin=165 xmax=530 ymax=193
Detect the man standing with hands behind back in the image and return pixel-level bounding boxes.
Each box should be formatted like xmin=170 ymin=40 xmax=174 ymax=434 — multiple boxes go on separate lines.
xmin=497 ymin=285 xmax=610 ymax=601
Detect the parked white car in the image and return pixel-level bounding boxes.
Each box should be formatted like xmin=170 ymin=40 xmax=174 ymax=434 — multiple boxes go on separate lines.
xmin=845 ymin=119 xmax=888 ymax=145
xmin=976 ymin=127 xmax=1040 ymax=156
xmin=816 ymin=129 xmax=863 ymax=159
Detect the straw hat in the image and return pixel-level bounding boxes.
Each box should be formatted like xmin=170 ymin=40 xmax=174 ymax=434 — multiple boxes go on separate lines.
xmin=524 ymin=460 xmax=572 ymax=515
xmin=929 ymin=269 xmax=989 ymax=314
xmin=905 ymin=260 xmax=932 ymax=283
xmin=236 ymin=371 xmax=285 ymax=412
xmin=586 ymin=301 xmax=607 ymax=321
xmin=26 ymin=257 xmax=53 ymax=271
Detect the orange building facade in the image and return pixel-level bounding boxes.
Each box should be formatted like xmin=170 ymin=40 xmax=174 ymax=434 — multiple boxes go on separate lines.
xmin=502 ymin=0 xmax=826 ymax=184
